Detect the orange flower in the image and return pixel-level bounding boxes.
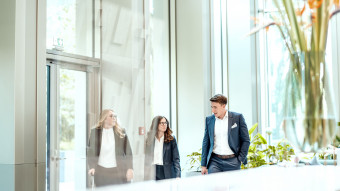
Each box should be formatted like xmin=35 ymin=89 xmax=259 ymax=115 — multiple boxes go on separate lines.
xmin=250 ymin=16 xmax=260 ymax=24
xmin=265 ymin=26 xmax=270 ymax=32
xmin=311 ymin=11 xmax=317 ymax=22
xmin=296 ymin=4 xmax=306 ymax=16
xmin=308 ymin=0 xmax=324 ymax=9
xmin=305 ymin=23 xmax=313 ymax=28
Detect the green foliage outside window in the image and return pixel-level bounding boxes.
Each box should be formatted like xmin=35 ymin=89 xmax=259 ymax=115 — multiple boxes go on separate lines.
xmin=59 ymin=70 xmax=76 ymax=150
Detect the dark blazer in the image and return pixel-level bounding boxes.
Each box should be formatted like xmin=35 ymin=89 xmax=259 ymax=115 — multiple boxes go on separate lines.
xmin=87 ymin=128 xmax=133 ymax=173
xmin=144 ymin=136 xmax=181 ymax=180
xmin=201 ymin=111 xmax=250 ymax=167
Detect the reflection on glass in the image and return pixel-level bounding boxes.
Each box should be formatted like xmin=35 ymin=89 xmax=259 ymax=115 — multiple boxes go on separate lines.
xmin=47 ymin=0 xmax=172 ymax=188
xmin=100 ymin=0 xmax=171 ymax=183
xmin=59 ymin=69 xmax=86 ymax=190
xmin=145 ymin=116 xmax=181 ymax=180
xmin=87 ymin=109 xmax=133 ymax=187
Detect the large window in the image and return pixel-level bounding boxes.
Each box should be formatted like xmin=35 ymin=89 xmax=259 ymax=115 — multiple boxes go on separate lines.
xmin=257 ymin=0 xmax=287 ymax=144
xmin=46 ymin=0 xmax=99 ymax=57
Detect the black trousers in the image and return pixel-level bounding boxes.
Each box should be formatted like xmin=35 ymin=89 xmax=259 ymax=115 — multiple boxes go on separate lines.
xmin=94 ymin=165 xmax=125 ymax=187
xmin=155 ymin=165 xmax=165 ymax=180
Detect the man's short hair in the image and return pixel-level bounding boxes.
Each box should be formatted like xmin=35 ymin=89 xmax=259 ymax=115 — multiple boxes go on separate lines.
xmin=210 ymin=94 xmax=228 ymax=105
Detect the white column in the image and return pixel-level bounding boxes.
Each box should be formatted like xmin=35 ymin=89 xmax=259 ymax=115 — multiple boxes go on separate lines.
xmin=0 ymin=0 xmax=46 ymax=190
xmin=176 ymin=0 xmax=211 ymax=173
xmin=0 ymin=0 xmax=16 ymax=166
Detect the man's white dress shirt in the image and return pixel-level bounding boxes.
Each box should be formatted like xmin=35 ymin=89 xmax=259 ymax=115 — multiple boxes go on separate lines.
xmin=213 ymin=111 xmax=234 ymax=155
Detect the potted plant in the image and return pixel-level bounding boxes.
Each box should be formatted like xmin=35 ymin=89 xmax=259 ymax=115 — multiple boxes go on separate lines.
xmin=242 ymin=123 xmax=268 ymax=169
xmin=243 ymin=123 xmax=296 ymax=169
xmin=185 ymin=123 xmax=297 ymax=171
xmin=184 ymin=148 xmax=202 ymax=177
xmin=264 ymin=140 xmax=295 ymax=164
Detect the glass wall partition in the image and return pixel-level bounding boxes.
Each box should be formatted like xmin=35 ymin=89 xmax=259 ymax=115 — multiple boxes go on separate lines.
xmin=100 ymin=0 xmax=170 ymax=182
xmin=46 ymin=0 xmax=171 ymax=190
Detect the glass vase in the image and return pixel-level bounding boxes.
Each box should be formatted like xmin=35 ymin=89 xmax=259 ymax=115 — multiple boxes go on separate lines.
xmin=282 ymin=51 xmax=338 ymax=152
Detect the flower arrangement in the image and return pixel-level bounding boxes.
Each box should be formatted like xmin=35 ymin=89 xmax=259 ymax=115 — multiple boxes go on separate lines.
xmin=249 ymin=0 xmax=340 ymax=152
xmin=249 ymin=0 xmax=340 ymax=53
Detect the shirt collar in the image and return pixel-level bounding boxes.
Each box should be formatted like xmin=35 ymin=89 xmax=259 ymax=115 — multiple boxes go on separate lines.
xmin=216 ymin=110 xmax=228 ymax=120
xmin=155 ymin=135 xmax=164 ymax=142
xmin=102 ymin=127 xmax=113 ymax=132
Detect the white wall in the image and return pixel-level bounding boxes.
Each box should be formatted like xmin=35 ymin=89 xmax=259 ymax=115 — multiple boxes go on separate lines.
xmin=176 ymin=0 xmax=211 ymax=172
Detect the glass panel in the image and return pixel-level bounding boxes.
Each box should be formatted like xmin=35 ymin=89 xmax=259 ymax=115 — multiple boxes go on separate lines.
xmin=47 ymin=0 xmax=171 ymax=189
xmin=58 ymin=69 xmax=87 ymax=190
xmin=266 ymin=26 xmax=288 ymax=143
xmin=260 ymin=0 xmax=291 ymax=144
xmin=46 ymin=0 xmax=98 ymax=57
xmin=98 ymin=0 xmax=171 ymax=186
xmin=46 ymin=66 xmax=51 ymax=191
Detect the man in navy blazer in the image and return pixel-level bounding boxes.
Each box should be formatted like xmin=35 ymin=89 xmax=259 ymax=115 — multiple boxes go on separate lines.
xmin=201 ymin=94 xmax=250 ymax=174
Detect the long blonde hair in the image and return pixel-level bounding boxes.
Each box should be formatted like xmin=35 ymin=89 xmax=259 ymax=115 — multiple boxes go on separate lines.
xmin=95 ymin=109 xmax=125 ymax=138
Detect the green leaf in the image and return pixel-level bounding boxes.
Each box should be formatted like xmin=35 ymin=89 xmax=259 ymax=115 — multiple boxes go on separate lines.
xmin=249 ymin=123 xmax=258 ymax=135
xmin=257 ymin=133 xmax=268 ymax=144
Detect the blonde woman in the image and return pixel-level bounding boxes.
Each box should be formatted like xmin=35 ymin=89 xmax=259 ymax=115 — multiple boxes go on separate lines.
xmin=87 ymin=109 xmax=133 ymax=186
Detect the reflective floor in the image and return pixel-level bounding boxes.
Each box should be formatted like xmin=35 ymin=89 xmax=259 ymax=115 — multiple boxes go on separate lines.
xmin=0 ymin=163 xmax=45 ymax=191
xmin=90 ymin=166 xmax=340 ymax=191
xmin=1 ymin=164 xmax=340 ymax=191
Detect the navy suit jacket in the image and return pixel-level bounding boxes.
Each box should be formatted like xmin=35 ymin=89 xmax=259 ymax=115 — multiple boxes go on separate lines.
xmin=201 ymin=111 xmax=250 ymax=167
xmin=145 ymin=137 xmax=181 ymax=179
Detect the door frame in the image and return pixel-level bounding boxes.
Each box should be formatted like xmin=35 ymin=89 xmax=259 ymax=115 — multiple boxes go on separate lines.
xmin=46 ymin=51 xmax=100 ymax=191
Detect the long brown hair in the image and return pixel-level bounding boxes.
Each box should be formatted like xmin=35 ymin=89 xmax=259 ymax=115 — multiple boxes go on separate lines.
xmin=95 ymin=109 xmax=125 ymax=138
xmin=146 ymin=116 xmax=173 ymax=145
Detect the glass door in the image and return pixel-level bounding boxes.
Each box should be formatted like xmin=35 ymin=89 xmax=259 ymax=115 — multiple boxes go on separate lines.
xmin=48 ymin=61 xmax=87 ymax=191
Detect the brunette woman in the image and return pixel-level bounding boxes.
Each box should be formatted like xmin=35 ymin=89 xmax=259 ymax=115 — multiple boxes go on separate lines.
xmin=145 ymin=116 xmax=181 ymax=180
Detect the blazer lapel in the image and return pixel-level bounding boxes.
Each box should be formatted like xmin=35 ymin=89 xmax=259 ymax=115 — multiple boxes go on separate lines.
xmin=113 ymin=129 xmax=127 ymax=155
xmin=228 ymin=111 xmax=233 ymax=137
xmin=163 ymin=141 xmax=166 ymax=159
xmin=151 ymin=140 xmax=155 ymax=161
xmin=97 ymin=128 xmax=102 ymax=156
xmin=209 ymin=116 xmax=216 ymax=143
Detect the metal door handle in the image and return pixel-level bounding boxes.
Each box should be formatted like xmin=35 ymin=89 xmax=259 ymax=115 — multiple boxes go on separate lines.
xmin=51 ymin=156 xmax=66 ymax=161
